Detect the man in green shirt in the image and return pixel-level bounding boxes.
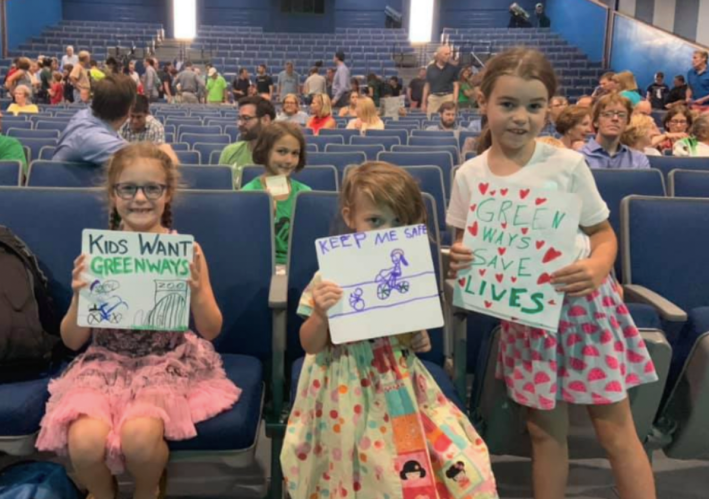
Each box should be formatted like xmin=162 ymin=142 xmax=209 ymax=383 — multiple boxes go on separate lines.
xmin=218 ymin=96 xmax=275 ymax=186
xmin=206 ymin=67 xmax=228 ymax=104
xmin=0 ymin=110 xmax=28 ymax=176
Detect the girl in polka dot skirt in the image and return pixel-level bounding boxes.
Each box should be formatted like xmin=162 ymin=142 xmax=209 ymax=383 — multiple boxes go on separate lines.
xmin=281 ymin=162 xmax=498 ymax=499
xmin=447 ymin=48 xmax=658 ymax=499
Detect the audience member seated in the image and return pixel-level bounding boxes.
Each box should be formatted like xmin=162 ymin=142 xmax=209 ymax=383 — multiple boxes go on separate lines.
xmin=206 ymin=67 xmax=228 ymax=105
xmin=231 ymin=67 xmax=252 ymax=102
xmin=174 ymin=62 xmax=204 ymax=104
xmin=0 ymin=109 xmax=28 ymax=175
xmin=457 ymin=67 xmax=476 ymax=109
xmin=4 ymin=57 xmax=33 ymax=97
xmin=544 ymin=95 xmax=568 ymax=136
xmin=666 ymin=74 xmax=689 ymax=108
xmin=425 ymin=101 xmax=460 ymax=135
xmin=580 ymin=93 xmax=650 ymax=169
xmin=591 ymin=71 xmax=617 ymax=101
xmin=219 ymin=96 xmax=276 ymax=185
xmin=350 ymin=77 xmax=362 ymax=97
xmin=346 ymin=96 xmax=384 ymax=134
xmin=555 ymin=105 xmax=592 ymax=151
xmin=616 ymin=71 xmax=643 ymax=106
xmin=646 ymin=71 xmax=669 ymax=110
xmin=7 ymin=85 xmax=38 ymax=116
xmin=70 ymin=51 xmax=91 ymax=104
xmin=275 ymin=94 xmax=309 ymax=126
xmin=673 ymin=113 xmax=709 ymax=157
xmin=621 ymin=114 xmax=662 ymax=156
xmin=633 ymin=100 xmax=652 ymax=116
xmin=338 ymin=92 xmax=359 ymax=118
xmin=241 ymin=122 xmax=311 ymax=265
xmin=53 ymin=74 xmax=177 ymax=166
xmin=657 ymin=105 xmax=692 ymax=153
xmin=407 ymin=67 xmax=427 ymax=109
xmin=120 ymin=95 xmax=165 ymax=144
xmin=303 ymin=67 xmax=326 ymax=105
xmin=307 ymin=94 xmax=337 ymax=135
xmin=60 ymin=45 xmax=78 ymax=71
xmin=277 ymin=62 xmax=300 ymax=102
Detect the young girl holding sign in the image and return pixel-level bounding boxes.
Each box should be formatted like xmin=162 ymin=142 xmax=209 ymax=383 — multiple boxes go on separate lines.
xmin=241 ymin=122 xmax=311 ymax=266
xmin=281 ymin=162 xmax=498 ymax=499
xmin=447 ymin=48 xmax=658 ymax=499
xmin=36 ymin=143 xmax=240 ymax=499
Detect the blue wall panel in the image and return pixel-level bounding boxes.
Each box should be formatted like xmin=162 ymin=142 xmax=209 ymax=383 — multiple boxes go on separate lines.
xmin=611 ymin=14 xmax=697 ymax=93
xmin=7 ymin=0 xmax=63 ymax=50
xmin=63 ymin=0 xmax=167 ymax=25
xmin=545 ymin=0 xmax=607 ymax=62
xmin=673 ymin=0 xmax=699 ymax=42
xmin=440 ymin=0 xmax=538 ymax=29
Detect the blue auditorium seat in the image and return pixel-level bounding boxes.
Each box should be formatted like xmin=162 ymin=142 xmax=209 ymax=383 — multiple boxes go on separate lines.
xmin=324 ymin=143 xmax=384 ymax=161
xmin=193 ymin=143 xmax=227 ymax=165
xmin=668 ymin=169 xmax=709 ymax=198
xmin=175 ymin=150 xmax=202 ymax=165
xmin=170 ymin=143 xmax=190 ymax=151
xmin=392 ymin=145 xmax=461 ymax=167
xmin=239 ymin=165 xmax=339 ymax=192
xmin=306 ymin=151 xmax=366 ymax=177
xmin=0 ymin=161 xmax=21 ymax=186
xmin=318 ymin=128 xmax=360 ymax=143
xmin=27 ymin=160 xmax=103 ymax=188
xmin=18 ymin=138 xmax=58 ymax=162
xmin=410 ymin=130 xmax=456 ymax=138
xmin=648 ymin=156 xmax=709 ymax=180
xmin=181 ymin=134 xmax=231 ymax=150
xmin=2 ymin=120 xmax=32 ymax=130
xmin=366 ymin=128 xmax=408 ymax=146
xmin=350 ymin=134 xmax=400 ymax=150
xmin=378 ymin=151 xmax=455 ymax=197
xmin=307 ymin=134 xmax=344 ymax=151
xmin=177 ymin=125 xmax=223 ymax=142
xmin=178 ymin=165 xmax=233 ymax=190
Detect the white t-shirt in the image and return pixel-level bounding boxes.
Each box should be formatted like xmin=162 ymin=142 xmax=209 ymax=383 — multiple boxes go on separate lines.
xmin=447 ymin=142 xmax=610 ymax=260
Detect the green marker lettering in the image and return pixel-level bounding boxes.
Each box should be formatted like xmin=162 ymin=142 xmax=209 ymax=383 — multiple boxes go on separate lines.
xmin=518 ymin=257 xmax=532 ymax=277
xmin=477 ymin=198 xmax=495 ymax=222
xmin=521 ymin=292 xmax=545 ymax=314
xmin=552 ymin=211 xmax=566 ymax=229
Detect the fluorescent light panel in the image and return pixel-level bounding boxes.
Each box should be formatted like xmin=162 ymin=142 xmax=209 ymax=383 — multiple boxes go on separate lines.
xmin=174 ymin=0 xmax=197 ymax=40
xmin=409 ymin=0 xmax=434 ymax=43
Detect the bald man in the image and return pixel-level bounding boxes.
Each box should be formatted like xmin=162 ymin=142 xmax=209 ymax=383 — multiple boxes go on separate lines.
xmin=422 ymin=45 xmax=460 ymax=119
xmin=633 ymin=100 xmax=652 ymax=116
xmin=576 ymin=96 xmax=594 ymax=109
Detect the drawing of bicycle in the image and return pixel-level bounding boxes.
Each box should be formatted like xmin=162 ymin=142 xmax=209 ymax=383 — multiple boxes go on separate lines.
xmin=349 ymin=288 xmax=365 ymax=311
xmin=87 ymin=297 xmax=128 ymax=325
xmin=375 ymin=249 xmax=410 ymax=300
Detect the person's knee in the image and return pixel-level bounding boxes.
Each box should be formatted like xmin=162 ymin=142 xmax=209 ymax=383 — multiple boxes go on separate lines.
xmin=121 ymin=418 xmax=165 ymax=464
xmin=527 ymin=408 xmax=568 ymax=445
xmin=68 ymin=418 xmax=110 ymax=467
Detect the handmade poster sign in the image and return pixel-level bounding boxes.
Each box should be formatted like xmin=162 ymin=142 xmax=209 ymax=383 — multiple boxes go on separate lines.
xmin=315 ymin=224 xmax=443 ymax=344
xmin=78 ymin=229 xmax=194 ymax=331
xmin=381 ymin=95 xmax=406 ymax=119
xmin=453 ymin=180 xmax=581 ymax=332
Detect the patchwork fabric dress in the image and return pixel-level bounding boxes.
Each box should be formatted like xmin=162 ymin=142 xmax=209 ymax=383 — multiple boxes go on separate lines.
xmin=280 ymin=273 xmax=499 ymax=499
xmin=36 ymin=329 xmax=240 ymax=474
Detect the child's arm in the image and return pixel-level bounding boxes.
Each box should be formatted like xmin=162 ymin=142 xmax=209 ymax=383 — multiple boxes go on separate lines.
xmin=300 ymin=281 xmax=342 ymax=354
xmin=188 ymin=243 xmax=223 ymax=341
xmin=61 ymin=254 xmax=92 ymax=351
xmin=552 ymin=220 xmax=617 ymax=297
xmin=410 ymin=330 xmax=432 ymax=353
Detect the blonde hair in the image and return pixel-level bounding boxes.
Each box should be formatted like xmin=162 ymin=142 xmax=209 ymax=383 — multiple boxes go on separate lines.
xmin=282 ymin=93 xmax=300 ymax=111
xmin=690 ymin=113 xmax=709 ymax=142
xmin=355 ymin=96 xmax=381 ymax=126
xmin=615 ymin=71 xmax=638 ymax=91
xmin=106 ymin=143 xmax=180 ymax=230
xmin=536 ymin=136 xmax=565 ymax=148
xmin=312 ymin=93 xmax=332 ymax=118
xmin=341 ymin=162 xmax=427 ymax=227
xmin=13 ymin=85 xmax=32 ymax=98
xmin=621 ymin=114 xmax=657 ymax=149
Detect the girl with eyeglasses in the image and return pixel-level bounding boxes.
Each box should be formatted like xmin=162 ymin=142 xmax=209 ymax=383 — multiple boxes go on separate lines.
xmin=673 ymin=112 xmax=709 ymax=157
xmin=657 ymin=105 xmax=693 ymax=154
xmin=36 ymin=143 xmax=240 ymax=499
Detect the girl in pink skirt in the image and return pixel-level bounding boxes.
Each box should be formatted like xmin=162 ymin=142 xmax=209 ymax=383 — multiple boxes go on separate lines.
xmin=36 ymin=143 xmax=241 ymax=499
xmin=447 ymin=48 xmax=658 ymax=499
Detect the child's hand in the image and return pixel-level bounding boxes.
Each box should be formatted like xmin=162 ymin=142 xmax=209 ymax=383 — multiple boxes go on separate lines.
xmin=312 ymin=281 xmax=343 ymax=318
xmin=448 ymin=242 xmax=473 ymax=278
xmin=71 ymin=254 xmax=89 ymax=296
xmin=551 ymin=258 xmax=611 ymax=297
xmin=187 ymin=243 xmax=204 ymax=295
xmin=410 ymin=330 xmax=431 ymax=353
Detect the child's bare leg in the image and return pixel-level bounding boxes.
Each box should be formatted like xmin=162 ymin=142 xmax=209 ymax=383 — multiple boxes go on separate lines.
xmin=121 ymin=417 xmax=169 ymax=499
xmin=68 ymin=417 xmax=116 ymax=499
xmin=526 ymin=402 xmax=569 ymax=499
xmin=587 ymin=399 xmax=656 ymax=499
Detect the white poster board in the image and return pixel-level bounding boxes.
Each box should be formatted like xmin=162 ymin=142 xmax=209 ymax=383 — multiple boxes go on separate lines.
xmin=381 ymin=95 xmax=406 ymax=119
xmin=315 ymin=224 xmax=443 ymax=344
xmin=78 ymin=229 xmax=194 ymax=331
xmin=453 ymin=180 xmax=581 ymax=332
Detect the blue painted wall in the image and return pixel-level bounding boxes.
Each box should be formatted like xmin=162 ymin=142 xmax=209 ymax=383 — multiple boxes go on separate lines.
xmin=440 ymin=0 xmax=539 ymax=29
xmin=63 ymin=0 xmax=168 ymax=25
xmin=545 ymin=0 xmax=607 ymax=62
xmin=611 ymin=13 xmax=697 ymax=93
xmin=7 ymin=0 xmax=63 ymax=50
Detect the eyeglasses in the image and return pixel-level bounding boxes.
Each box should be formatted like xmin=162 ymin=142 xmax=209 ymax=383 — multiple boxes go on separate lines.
xmin=669 ymin=120 xmax=688 ymax=125
xmin=113 ymin=183 xmax=167 ymax=200
xmin=600 ymin=111 xmax=629 ymax=120
xmin=238 ymin=115 xmax=257 ymax=123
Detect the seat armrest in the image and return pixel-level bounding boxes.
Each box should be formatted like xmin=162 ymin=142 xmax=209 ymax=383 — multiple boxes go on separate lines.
xmin=269 ymin=273 xmax=287 ymax=309
xmin=623 ymin=284 xmax=688 ymax=323
xmin=445 ymin=278 xmax=468 ymax=400
xmin=270 ymin=273 xmax=288 ymax=416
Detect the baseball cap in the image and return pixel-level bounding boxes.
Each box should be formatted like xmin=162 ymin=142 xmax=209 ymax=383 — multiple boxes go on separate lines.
xmin=208 ymin=67 xmax=217 ymax=76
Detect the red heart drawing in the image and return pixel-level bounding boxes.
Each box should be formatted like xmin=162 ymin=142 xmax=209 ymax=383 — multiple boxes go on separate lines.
xmin=501 ymin=222 xmax=508 ymax=229
xmin=501 ymin=188 xmax=508 ymax=196
xmin=470 ymin=203 xmax=477 ymax=212
xmin=484 ymin=301 xmax=493 ymax=309
xmin=498 ymin=247 xmax=506 ymax=256
xmin=478 ymin=182 xmax=489 ymax=195
xmin=511 ymin=276 xmax=518 ymax=283
xmin=479 ymin=269 xmax=486 ymax=276
xmin=458 ymin=277 xmax=466 ymax=287
xmin=490 ymin=190 xmax=497 ymax=196
xmin=542 ymin=247 xmax=562 ymax=264
xmin=548 ymin=299 xmax=556 ymax=305
xmin=519 ymin=189 xmax=530 ymax=199
xmin=535 ymin=197 xmax=547 ymax=206
xmin=521 ymin=227 xmax=529 ymax=235
xmin=468 ymin=221 xmax=478 ymax=237
xmin=495 ymin=273 xmax=503 ymax=283
xmin=537 ymin=273 xmax=552 ymax=285
xmin=536 ymin=240 xmax=545 ymax=250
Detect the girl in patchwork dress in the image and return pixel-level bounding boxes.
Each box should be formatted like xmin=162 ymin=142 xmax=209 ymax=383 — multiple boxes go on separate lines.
xmin=281 ymin=161 xmax=498 ymax=499
xmin=36 ymin=143 xmax=241 ymax=499
xmin=447 ymin=48 xmax=658 ymax=499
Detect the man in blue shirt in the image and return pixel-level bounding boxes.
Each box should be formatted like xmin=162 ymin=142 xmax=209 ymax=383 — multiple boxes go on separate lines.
xmin=331 ymin=51 xmax=351 ymax=109
xmin=580 ymin=93 xmax=650 ymax=169
xmin=687 ymin=50 xmax=709 ymax=109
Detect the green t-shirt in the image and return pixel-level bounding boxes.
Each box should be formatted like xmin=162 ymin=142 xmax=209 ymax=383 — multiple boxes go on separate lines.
xmin=241 ymin=177 xmax=311 ymax=265
xmin=459 ymin=82 xmax=471 ymax=103
xmin=206 ymin=75 xmax=227 ymax=103
xmin=218 ymin=141 xmax=253 ymax=187
xmin=0 ymin=134 xmax=28 ymax=176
